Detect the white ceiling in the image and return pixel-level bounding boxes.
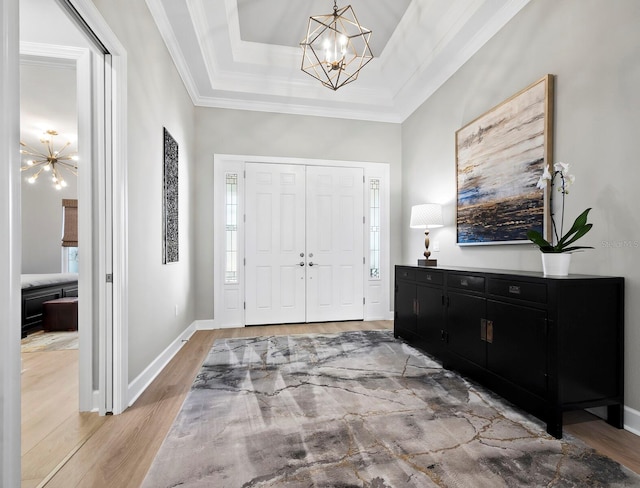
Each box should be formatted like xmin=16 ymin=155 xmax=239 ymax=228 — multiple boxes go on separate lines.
xmin=146 ymin=0 xmax=531 ymax=123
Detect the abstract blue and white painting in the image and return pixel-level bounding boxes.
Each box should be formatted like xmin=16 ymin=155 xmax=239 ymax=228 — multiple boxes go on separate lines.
xmin=456 ymin=75 xmax=552 ymax=245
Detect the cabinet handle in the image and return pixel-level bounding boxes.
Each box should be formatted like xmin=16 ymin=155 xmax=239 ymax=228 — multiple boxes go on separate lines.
xmin=416 ymin=300 xmax=420 ymax=316
xmin=412 ymin=298 xmax=417 ymax=315
xmin=480 ymin=318 xmax=487 ymax=342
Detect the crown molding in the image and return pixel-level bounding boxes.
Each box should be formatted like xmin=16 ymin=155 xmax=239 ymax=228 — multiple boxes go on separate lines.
xmin=146 ymin=0 xmax=202 ymax=105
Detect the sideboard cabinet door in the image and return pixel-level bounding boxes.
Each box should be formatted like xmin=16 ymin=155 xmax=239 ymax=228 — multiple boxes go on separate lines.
xmin=447 ymin=291 xmax=486 ymax=369
xmin=486 ymin=300 xmax=548 ymax=398
xmin=395 ymin=278 xmax=417 ymax=339
xmin=416 ymin=284 xmax=445 ymax=358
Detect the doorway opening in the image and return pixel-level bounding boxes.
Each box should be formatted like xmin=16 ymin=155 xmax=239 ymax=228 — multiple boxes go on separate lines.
xmin=17 ymin=0 xmax=128 ymax=484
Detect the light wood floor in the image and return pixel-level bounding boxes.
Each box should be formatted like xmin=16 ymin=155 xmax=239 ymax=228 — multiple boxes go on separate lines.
xmin=25 ymin=321 xmax=640 ymax=487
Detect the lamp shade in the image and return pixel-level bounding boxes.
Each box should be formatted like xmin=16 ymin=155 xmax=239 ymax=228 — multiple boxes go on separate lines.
xmin=410 ymin=203 xmax=443 ymax=229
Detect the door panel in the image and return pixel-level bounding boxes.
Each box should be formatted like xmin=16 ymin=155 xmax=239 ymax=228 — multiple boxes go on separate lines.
xmin=245 ymin=163 xmax=306 ymax=325
xmin=306 ymin=166 xmax=364 ymax=322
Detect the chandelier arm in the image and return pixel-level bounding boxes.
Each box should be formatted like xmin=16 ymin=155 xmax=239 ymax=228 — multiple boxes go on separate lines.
xmin=28 ymin=166 xmax=46 ymax=180
xmin=45 ymin=140 xmax=55 ymax=158
xmin=57 ymin=161 xmax=78 ymax=170
xmin=55 ymin=140 xmax=72 ymax=156
xmin=19 ymin=143 xmax=46 ymax=157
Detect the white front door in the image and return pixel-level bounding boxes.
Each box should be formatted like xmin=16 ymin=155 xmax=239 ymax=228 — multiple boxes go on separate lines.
xmin=306 ymin=166 xmax=364 ymax=322
xmin=245 ymin=163 xmax=364 ymax=325
xmin=245 ymin=163 xmax=306 ymax=325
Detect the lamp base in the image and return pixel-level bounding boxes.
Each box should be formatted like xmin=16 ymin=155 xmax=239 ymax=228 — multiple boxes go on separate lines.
xmin=418 ymin=259 xmax=438 ymax=267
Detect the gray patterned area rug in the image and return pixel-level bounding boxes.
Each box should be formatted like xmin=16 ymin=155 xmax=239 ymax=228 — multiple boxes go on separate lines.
xmin=142 ymin=330 xmax=640 ymax=487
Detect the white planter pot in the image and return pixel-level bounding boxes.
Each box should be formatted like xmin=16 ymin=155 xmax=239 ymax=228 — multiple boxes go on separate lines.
xmin=541 ymin=253 xmax=572 ymax=276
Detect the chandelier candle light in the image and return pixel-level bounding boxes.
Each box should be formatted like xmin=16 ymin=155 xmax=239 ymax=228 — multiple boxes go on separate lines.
xmin=300 ymin=0 xmax=373 ymax=91
xmin=20 ymin=130 xmax=78 ymax=190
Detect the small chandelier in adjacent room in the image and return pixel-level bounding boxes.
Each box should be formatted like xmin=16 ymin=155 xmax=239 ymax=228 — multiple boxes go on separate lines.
xmin=20 ymin=130 xmax=78 ymax=190
xmin=300 ymin=0 xmax=373 ymax=91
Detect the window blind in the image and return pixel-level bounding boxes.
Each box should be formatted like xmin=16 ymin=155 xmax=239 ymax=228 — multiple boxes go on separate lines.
xmin=62 ymin=198 xmax=78 ymax=247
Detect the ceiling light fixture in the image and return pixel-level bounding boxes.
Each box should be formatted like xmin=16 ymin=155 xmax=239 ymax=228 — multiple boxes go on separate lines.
xmin=300 ymin=0 xmax=373 ymax=91
xmin=20 ymin=130 xmax=78 ymax=190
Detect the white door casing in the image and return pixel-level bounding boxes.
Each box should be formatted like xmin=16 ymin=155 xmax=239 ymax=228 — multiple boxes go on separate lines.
xmin=306 ymin=166 xmax=364 ymax=322
xmin=60 ymin=0 xmax=130 ymax=414
xmin=211 ymin=154 xmax=391 ymax=329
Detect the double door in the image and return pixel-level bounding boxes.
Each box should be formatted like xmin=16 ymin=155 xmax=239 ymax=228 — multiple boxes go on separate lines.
xmin=245 ymin=163 xmax=364 ymax=325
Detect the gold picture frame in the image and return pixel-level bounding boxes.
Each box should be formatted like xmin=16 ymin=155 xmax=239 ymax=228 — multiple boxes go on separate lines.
xmin=456 ymin=74 xmax=554 ymax=245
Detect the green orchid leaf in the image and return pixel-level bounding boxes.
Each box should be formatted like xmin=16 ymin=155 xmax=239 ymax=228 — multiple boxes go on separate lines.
xmin=526 ymin=230 xmax=552 ymax=249
xmin=560 ymin=245 xmax=595 ymax=252
xmin=561 ymin=223 xmax=593 ymax=248
xmin=557 ymin=208 xmax=592 ymax=248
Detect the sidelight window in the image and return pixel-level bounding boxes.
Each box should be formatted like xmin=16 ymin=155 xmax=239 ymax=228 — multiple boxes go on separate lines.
xmin=225 ymin=173 xmax=238 ymax=283
xmin=369 ymin=178 xmax=380 ymax=279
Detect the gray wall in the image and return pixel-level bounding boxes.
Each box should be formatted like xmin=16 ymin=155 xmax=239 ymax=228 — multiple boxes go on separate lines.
xmin=20 ymin=63 xmax=78 ymax=274
xmin=401 ymin=0 xmax=640 ymax=412
xmin=92 ymin=0 xmax=197 ymax=382
xmin=193 ymin=107 xmax=402 ymax=320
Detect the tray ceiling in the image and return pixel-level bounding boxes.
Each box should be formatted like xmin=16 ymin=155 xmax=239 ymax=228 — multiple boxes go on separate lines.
xmin=147 ymin=0 xmax=530 ymax=122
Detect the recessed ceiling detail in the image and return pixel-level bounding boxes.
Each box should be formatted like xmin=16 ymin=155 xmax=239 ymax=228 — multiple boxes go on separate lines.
xmin=146 ymin=0 xmax=531 ymax=122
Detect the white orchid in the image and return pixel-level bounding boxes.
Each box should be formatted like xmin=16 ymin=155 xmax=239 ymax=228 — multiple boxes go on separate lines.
xmin=552 ymin=162 xmax=575 ymax=194
xmin=527 ymin=161 xmax=593 ymax=253
xmin=536 ymin=166 xmax=552 ymax=190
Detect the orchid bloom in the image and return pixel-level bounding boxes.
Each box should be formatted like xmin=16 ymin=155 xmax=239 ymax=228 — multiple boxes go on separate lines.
xmin=553 ymin=161 xmax=575 ymax=194
xmin=536 ymin=166 xmax=552 ymax=190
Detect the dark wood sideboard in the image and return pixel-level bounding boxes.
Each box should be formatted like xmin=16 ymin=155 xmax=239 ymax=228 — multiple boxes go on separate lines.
xmin=394 ymin=265 xmax=624 ymax=438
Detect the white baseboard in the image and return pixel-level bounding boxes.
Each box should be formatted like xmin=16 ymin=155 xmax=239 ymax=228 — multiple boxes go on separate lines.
xmin=127 ymin=322 xmax=197 ymax=407
xmin=91 ymin=390 xmax=100 ymax=412
xmin=195 ymin=319 xmax=240 ymax=330
xmin=624 ymin=405 xmax=640 ymax=436
xmin=196 ymin=316 xmax=394 ymax=330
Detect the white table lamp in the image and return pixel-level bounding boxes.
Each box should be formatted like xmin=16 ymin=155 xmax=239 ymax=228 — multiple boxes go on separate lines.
xmin=410 ymin=203 xmax=443 ymax=266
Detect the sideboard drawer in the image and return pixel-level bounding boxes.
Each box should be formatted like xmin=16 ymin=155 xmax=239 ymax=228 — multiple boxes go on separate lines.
xmin=448 ymin=273 xmax=485 ymax=292
xmin=396 ymin=268 xmax=416 ymax=281
xmin=488 ymin=278 xmax=547 ymax=304
xmin=417 ymin=269 xmax=444 ymax=285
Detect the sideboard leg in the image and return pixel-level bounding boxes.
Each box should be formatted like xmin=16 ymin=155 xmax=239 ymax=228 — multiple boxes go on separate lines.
xmin=607 ymin=404 xmax=624 ymax=429
xmin=546 ymin=409 xmax=563 ymax=439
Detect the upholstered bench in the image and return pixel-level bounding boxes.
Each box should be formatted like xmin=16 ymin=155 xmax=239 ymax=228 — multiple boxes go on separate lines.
xmin=42 ymin=297 xmax=78 ymax=331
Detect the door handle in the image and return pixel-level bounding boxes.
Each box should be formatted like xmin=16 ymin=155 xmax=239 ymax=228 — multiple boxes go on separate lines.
xmin=486 ymin=320 xmax=494 ymax=344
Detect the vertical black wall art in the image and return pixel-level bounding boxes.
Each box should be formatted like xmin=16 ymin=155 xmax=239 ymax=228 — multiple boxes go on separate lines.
xmin=163 ymin=127 xmax=179 ymax=264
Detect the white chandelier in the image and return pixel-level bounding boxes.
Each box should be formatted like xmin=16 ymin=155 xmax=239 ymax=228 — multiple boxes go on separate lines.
xmin=300 ymin=0 xmax=373 ymax=91
xmin=20 ymin=130 xmax=78 ymax=190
